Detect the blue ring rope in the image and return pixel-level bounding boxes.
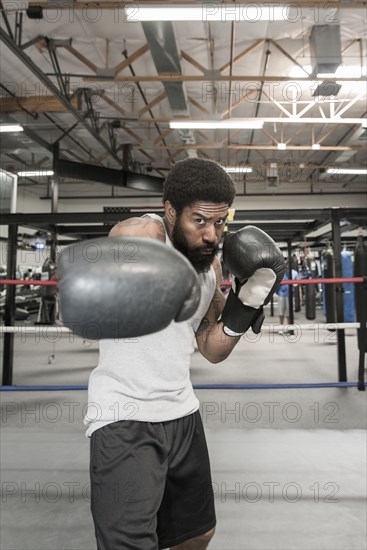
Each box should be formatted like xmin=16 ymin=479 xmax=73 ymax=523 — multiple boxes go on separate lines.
xmin=0 ymin=382 xmax=366 ymax=391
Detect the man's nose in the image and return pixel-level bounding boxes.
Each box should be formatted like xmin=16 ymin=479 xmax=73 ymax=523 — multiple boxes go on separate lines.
xmin=202 ymin=224 xmax=217 ymax=244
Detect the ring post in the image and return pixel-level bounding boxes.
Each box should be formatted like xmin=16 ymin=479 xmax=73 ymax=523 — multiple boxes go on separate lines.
xmin=2 ymin=224 xmax=18 ymax=386
xmin=331 ymin=208 xmax=347 ymax=382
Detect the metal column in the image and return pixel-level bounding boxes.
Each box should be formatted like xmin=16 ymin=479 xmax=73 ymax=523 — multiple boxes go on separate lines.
xmin=331 ymin=208 xmax=347 ymax=381
xmin=287 ymin=241 xmax=294 ymax=331
xmin=2 ymin=224 xmax=18 ymax=385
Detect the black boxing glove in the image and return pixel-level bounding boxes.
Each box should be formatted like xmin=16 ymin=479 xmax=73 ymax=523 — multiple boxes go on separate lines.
xmin=220 ymin=226 xmax=286 ymax=336
xmin=58 ymin=237 xmax=201 ymax=339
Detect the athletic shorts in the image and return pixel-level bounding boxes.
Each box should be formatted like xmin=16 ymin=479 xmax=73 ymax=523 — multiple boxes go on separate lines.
xmin=89 ymin=410 xmax=216 ymax=550
xmin=277 ymin=295 xmax=289 ymax=317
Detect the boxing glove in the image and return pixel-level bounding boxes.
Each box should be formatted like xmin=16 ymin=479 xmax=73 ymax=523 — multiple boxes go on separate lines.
xmin=58 ymin=237 xmax=201 ymax=339
xmin=220 ymin=226 xmax=286 ymax=335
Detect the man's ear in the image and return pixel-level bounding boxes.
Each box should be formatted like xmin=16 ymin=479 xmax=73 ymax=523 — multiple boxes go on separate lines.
xmin=164 ymin=201 xmax=177 ymax=225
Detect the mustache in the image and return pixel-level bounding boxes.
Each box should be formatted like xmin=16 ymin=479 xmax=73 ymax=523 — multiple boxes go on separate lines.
xmin=196 ymin=244 xmax=218 ymax=252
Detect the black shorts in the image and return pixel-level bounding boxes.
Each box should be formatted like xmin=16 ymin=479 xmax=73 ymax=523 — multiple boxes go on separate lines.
xmin=90 ymin=410 xmax=216 ymax=550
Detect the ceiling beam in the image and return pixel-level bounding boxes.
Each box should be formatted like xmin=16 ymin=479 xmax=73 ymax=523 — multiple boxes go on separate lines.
xmin=136 ymin=117 xmax=366 ymax=124
xmin=64 ymin=44 xmax=98 ymax=72
xmin=114 ymin=44 xmax=150 ymax=76
xmin=0 ymin=95 xmax=80 ymax=113
xmin=220 ymin=39 xmax=264 ymax=73
xmin=180 ymin=50 xmax=207 ymax=74
xmin=133 ymin=144 xmax=364 ymax=151
xmin=139 ymin=90 xmax=167 ymax=117
xmin=0 ymin=27 xmax=123 ymax=166
xmin=83 ymin=74 xmax=367 ymax=83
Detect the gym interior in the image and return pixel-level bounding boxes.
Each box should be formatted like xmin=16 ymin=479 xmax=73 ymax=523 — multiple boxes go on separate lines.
xmin=1 ymin=2 xmax=367 ymax=549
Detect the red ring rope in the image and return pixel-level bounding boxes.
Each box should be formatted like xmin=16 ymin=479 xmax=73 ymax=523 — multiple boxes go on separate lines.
xmin=0 ymin=277 xmax=365 ymax=286
xmin=1 ymin=279 xmax=57 ymax=285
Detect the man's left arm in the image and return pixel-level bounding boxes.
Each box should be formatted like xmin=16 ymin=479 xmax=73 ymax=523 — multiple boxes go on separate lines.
xmin=195 ymin=258 xmax=241 ymax=364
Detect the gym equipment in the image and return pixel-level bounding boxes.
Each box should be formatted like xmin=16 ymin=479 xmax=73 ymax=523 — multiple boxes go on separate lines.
xmin=305 ymin=283 xmax=316 ymax=320
xmin=342 ymin=248 xmax=355 ymax=323
xmin=322 ymin=247 xmax=336 ymax=323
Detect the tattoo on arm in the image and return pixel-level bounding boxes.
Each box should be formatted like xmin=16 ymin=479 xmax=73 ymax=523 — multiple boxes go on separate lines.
xmin=212 ymin=288 xmax=225 ymax=319
xmin=150 ymin=219 xmax=166 ymax=242
xmin=196 ymin=317 xmax=211 ymax=337
xmin=109 ymin=217 xmax=166 ymax=242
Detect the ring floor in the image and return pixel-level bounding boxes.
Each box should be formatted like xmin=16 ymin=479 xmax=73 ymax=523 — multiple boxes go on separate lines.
xmin=1 ymin=308 xmax=366 ymax=550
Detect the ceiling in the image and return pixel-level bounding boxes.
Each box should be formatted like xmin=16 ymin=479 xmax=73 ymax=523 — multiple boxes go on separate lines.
xmin=0 ymin=0 xmax=366 ymax=200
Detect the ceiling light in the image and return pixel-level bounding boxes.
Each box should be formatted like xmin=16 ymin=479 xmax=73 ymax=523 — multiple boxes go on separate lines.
xmin=224 ymin=166 xmax=253 ymax=173
xmin=262 ymin=117 xmax=367 ymax=125
xmin=317 ymin=65 xmax=367 ymax=79
xmin=277 ymin=143 xmax=287 ymax=150
xmin=170 ymin=118 xmax=366 ymax=128
xmin=326 ymin=168 xmax=367 ymax=175
xmin=0 ymin=123 xmax=24 ymax=133
xmin=312 ymin=144 xmax=321 ymax=150
xmin=30 ymin=231 xmax=47 ymax=250
xmin=169 ymin=120 xmax=264 ymax=130
xmin=290 ymin=65 xmax=366 ymax=79
xmin=125 ymin=4 xmax=289 ymax=22
xmin=18 ymin=170 xmax=54 ymax=177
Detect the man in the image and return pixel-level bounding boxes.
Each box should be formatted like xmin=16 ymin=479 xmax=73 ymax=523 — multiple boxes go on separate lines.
xmin=83 ymin=158 xmax=285 ymax=549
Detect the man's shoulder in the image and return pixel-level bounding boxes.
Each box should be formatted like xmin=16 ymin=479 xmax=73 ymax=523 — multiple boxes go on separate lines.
xmin=108 ymin=215 xmax=165 ymax=242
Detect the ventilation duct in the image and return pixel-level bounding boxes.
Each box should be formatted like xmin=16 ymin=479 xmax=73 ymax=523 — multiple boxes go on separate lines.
xmin=310 ymin=25 xmax=342 ymax=76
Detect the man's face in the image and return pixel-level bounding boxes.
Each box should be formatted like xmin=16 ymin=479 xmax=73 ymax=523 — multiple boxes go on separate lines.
xmin=170 ymin=202 xmax=229 ymax=273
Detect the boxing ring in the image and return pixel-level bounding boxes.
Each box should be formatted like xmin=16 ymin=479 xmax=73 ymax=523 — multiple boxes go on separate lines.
xmin=1 ymin=211 xmax=366 ymax=550
xmin=1 ymin=275 xmax=366 ymax=391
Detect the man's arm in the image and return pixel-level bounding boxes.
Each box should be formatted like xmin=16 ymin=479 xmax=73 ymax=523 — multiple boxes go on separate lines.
xmin=109 ymin=216 xmax=166 ymax=241
xmin=196 ymin=258 xmax=241 ymax=364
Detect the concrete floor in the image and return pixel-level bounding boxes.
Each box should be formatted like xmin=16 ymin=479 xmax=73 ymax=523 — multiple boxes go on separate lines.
xmin=1 ymin=307 xmax=366 ymax=550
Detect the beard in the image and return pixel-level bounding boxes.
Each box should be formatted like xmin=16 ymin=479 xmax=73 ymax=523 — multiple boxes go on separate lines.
xmin=171 ymin=218 xmax=219 ymax=273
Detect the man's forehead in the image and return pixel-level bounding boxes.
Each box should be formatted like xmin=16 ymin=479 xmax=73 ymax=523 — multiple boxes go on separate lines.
xmin=185 ymin=202 xmax=229 ymax=216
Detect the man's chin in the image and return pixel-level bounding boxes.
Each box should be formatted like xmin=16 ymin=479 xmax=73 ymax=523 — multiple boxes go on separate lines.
xmin=188 ymin=252 xmax=216 ymax=273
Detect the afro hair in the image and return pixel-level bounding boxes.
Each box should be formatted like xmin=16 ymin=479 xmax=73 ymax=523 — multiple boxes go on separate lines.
xmin=163 ymin=158 xmax=236 ymax=215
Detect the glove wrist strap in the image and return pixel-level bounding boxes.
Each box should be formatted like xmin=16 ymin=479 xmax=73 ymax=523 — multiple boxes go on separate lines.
xmin=220 ymin=288 xmax=265 ymax=335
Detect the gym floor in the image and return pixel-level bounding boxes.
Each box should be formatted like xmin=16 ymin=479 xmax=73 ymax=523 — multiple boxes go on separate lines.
xmin=1 ymin=306 xmax=366 ymax=550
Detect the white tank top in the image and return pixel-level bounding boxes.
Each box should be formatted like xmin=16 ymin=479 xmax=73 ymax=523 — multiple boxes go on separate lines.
xmin=84 ymin=214 xmax=217 ymax=436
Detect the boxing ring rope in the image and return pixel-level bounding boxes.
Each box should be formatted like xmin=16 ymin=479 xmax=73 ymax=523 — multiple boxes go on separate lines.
xmin=1 ymin=382 xmax=366 ymax=391
xmin=1 ymin=277 xmax=365 ymax=286
xmin=0 ymin=322 xmax=364 ymax=334
xmin=1 ymin=276 xmax=366 ymax=391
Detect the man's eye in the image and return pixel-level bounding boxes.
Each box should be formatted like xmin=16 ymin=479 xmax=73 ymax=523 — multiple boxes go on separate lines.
xmin=195 ymin=218 xmax=205 ymax=225
xmin=216 ymin=219 xmax=225 ymax=226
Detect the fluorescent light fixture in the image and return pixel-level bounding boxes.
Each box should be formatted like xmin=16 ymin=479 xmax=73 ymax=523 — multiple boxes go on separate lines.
xmin=18 ymin=170 xmax=54 ymax=177
xmin=262 ymin=117 xmax=367 ymax=125
xmin=224 ymin=166 xmax=253 ymax=173
xmin=317 ymin=65 xmax=366 ymax=79
xmin=316 ymin=73 xmax=338 ymax=79
xmin=171 ymin=118 xmax=366 ymax=128
xmin=277 ymin=143 xmax=287 ymax=150
xmin=0 ymin=123 xmax=24 ymax=133
xmin=326 ymin=168 xmax=367 ymax=175
xmin=312 ymin=143 xmax=321 ymax=150
xmin=290 ymin=65 xmax=366 ymax=79
xmin=125 ymin=4 xmax=289 ymax=22
xmin=169 ymin=120 xmax=264 ymax=130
